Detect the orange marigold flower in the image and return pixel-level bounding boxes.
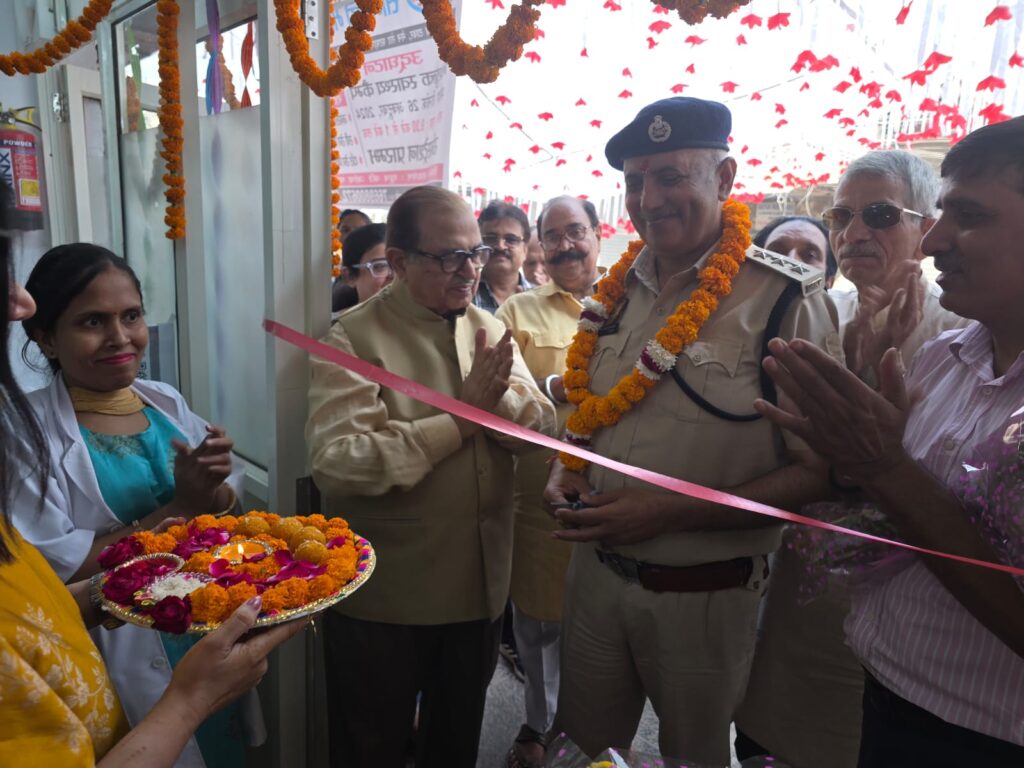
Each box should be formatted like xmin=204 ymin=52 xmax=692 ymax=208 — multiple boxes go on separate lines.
xmin=325 ymin=558 xmax=357 ymax=585
xmin=191 ymin=514 xmax=221 ymax=532
xmin=308 ymin=574 xmax=339 ymax=601
xmin=135 ymin=531 xmax=177 ymax=555
xmin=265 ymin=579 xmax=310 ymax=611
xmin=190 ymin=583 xmax=231 ymax=624
xmin=184 ymin=552 xmax=216 ymax=573
xmin=226 ymin=582 xmax=258 ymax=613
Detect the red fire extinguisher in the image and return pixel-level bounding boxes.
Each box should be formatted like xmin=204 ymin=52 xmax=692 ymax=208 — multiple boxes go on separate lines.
xmin=0 ymin=107 xmax=44 ymax=231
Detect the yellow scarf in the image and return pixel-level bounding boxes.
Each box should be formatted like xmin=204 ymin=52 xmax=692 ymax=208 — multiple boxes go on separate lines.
xmin=67 ymin=386 xmax=146 ymax=416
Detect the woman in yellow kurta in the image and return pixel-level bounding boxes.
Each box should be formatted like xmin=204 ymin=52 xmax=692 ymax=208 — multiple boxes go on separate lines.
xmin=0 ymin=199 xmax=307 ymax=767
xmin=0 ymin=527 xmax=128 ymax=766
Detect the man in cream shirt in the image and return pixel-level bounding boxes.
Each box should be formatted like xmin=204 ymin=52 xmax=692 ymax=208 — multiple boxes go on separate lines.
xmin=828 ymin=150 xmax=968 ymax=379
xmin=495 ymin=195 xmax=601 ymax=768
xmin=306 ymin=186 xmax=555 ymax=768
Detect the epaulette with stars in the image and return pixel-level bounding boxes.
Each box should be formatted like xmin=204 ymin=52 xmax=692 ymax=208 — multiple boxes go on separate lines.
xmin=747 ymin=246 xmax=826 ymax=297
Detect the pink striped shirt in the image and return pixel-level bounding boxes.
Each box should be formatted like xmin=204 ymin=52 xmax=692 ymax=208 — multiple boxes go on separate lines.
xmin=846 ymin=322 xmax=1024 ymax=746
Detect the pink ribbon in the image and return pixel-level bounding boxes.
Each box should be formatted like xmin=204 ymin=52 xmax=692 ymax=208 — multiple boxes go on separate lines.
xmin=265 ymin=319 xmax=1024 ymax=577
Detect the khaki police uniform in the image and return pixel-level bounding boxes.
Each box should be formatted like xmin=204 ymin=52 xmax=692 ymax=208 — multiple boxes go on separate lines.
xmin=555 ymin=243 xmax=841 ymax=765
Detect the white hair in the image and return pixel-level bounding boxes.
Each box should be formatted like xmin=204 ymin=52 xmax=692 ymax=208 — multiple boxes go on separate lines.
xmin=840 ymin=150 xmax=940 ymax=216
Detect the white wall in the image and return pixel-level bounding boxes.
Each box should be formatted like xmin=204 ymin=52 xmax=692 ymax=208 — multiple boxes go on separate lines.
xmin=2 ymin=2 xmax=52 ymax=392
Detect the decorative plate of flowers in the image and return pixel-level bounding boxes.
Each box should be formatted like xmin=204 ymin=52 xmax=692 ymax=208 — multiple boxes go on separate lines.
xmin=96 ymin=512 xmax=375 ymax=633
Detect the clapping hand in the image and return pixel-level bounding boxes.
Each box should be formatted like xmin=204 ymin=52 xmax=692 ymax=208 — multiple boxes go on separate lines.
xmin=755 ymin=338 xmax=913 ymax=481
xmin=843 ymin=260 xmax=924 ymax=380
xmin=461 ymin=328 xmax=515 ymax=411
xmin=172 ymin=425 xmax=234 ymax=514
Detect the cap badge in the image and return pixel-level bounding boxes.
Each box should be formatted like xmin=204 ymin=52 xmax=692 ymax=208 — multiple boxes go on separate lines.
xmin=648 ymin=115 xmax=672 ymax=143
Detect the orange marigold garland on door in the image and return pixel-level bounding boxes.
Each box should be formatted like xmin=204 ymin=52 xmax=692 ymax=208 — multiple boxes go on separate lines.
xmin=0 ymin=0 xmax=113 ymax=76
xmin=328 ymin=0 xmax=344 ymax=277
xmin=421 ymin=0 xmax=543 ymax=84
xmin=274 ymin=0 xmax=381 ymax=98
xmin=653 ymin=0 xmax=752 ymax=25
xmin=157 ymin=0 xmax=186 ymax=239
xmin=559 ymin=199 xmax=752 ymax=472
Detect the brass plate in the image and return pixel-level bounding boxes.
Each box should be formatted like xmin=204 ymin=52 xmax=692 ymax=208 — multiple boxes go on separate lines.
xmin=100 ymin=538 xmax=376 ymax=634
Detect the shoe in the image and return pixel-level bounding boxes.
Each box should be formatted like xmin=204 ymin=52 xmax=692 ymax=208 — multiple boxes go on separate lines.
xmin=499 ymin=642 xmax=526 ymax=682
xmin=505 ymin=724 xmax=548 ymax=768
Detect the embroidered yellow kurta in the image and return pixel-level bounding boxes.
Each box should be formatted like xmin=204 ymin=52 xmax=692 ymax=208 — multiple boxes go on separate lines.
xmin=496 ymin=281 xmax=580 ymax=622
xmin=0 ymin=528 xmax=128 ymax=766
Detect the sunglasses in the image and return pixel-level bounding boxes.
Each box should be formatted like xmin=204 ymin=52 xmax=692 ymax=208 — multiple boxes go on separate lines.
xmin=822 ymin=203 xmax=926 ymax=232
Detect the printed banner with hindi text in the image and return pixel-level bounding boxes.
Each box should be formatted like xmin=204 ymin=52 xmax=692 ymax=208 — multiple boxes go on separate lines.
xmin=333 ymin=0 xmax=458 ymax=208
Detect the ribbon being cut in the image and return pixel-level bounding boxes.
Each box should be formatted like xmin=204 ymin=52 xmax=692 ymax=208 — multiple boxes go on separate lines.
xmin=264 ymin=320 xmax=1024 ymax=578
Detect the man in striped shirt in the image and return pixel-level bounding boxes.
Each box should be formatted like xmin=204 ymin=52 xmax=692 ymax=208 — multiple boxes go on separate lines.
xmin=756 ymin=117 xmax=1024 ymax=766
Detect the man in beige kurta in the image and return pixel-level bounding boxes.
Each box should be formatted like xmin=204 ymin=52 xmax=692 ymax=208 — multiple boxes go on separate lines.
xmin=543 ymin=97 xmax=842 ymax=765
xmin=494 ymin=196 xmax=601 ymax=767
xmin=306 ymin=187 xmax=555 ymax=768
xmin=736 ymin=150 xmax=969 ymax=768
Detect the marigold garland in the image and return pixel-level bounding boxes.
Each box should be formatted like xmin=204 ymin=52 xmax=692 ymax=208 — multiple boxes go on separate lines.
xmin=0 ymin=0 xmax=113 ymax=76
xmin=420 ymin=0 xmax=543 ymax=84
xmin=654 ymin=0 xmax=752 ymax=24
xmin=559 ymin=199 xmax=752 ymax=471
xmin=157 ymin=0 xmax=186 ymax=240
xmin=274 ymin=0 xmax=381 ymax=98
xmin=328 ymin=0 xmax=344 ymax=278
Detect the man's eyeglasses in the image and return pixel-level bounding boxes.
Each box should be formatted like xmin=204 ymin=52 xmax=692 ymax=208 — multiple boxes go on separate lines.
xmin=411 ymin=245 xmax=493 ymax=273
xmin=352 ymin=259 xmax=392 ymax=278
xmin=482 ymin=233 xmax=525 ymax=248
xmin=822 ymin=203 xmax=926 ymax=232
xmin=540 ymin=224 xmax=592 ymax=251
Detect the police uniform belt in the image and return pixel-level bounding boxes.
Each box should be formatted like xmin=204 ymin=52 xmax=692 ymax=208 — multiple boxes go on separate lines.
xmin=596 ymin=550 xmax=767 ymax=593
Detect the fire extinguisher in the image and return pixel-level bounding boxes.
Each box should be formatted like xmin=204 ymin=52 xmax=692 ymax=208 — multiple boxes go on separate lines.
xmin=0 ymin=106 xmax=44 ymax=231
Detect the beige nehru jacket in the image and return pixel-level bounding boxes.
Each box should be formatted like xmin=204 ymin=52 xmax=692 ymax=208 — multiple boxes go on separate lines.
xmin=496 ymin=281 xmax=580 ymax=622
xmin=306 ymin=280 xmax=556 ymax=625
xmin=586 ymin=244 xmax=841 ymax=567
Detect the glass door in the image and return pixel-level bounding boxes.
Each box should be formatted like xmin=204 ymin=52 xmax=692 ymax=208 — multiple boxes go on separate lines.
xmin=109 ymin=1 xmax=180 ymax=388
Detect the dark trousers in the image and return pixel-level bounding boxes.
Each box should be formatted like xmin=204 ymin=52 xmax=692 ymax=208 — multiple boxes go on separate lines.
xmin=323 ymin=610 xmax=502 ymax=768
xmin=858 ymin=672 xmax=1024 ymax=767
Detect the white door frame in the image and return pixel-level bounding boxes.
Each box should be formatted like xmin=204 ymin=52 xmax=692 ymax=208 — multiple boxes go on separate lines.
xmin=64 ymin=65 xmax=103 ymax=244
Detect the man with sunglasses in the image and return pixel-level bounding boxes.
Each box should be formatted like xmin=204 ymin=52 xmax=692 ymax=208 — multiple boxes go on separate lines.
xmin=737 ymin=150 xmax=970 ymax=767
xmin=307 ymin=186 xmax=556 ymax=768
xmin=475 ymin=201 xmax=535 ymax=313
xmin=542 ymin=97 xmax=842 ymax=765
xmin=494 ymin=195 xmax=603 ymax=768
xmin=755 ymin=116 xmax=1024 ymax=766
xmin=826 ymin=150 xmax=967 ymax=382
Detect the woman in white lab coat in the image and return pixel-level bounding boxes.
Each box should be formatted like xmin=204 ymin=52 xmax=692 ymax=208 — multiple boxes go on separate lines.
xmin=11 ymin=243 xmax=262 ymax=768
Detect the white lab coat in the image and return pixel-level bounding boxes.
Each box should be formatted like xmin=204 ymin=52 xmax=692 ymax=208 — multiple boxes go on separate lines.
xmin=10 ymin=375 xmax=265 ymax=767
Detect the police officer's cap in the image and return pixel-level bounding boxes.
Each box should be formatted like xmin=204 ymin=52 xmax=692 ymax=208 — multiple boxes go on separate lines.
xmin=604 ymin=97 xmax=731 ymax=171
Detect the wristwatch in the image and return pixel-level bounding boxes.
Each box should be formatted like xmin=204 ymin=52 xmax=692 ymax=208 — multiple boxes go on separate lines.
xmin=89 ymin=572 xmax=126 ymax=630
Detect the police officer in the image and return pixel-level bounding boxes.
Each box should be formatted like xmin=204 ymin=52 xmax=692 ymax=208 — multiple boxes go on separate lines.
xmin=543 ymin=97 xmax=841 ymax=764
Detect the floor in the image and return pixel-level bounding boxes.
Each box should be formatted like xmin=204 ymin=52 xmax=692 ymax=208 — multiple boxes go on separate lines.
xmin=475 ymin=658 xmax=743 ymax=767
